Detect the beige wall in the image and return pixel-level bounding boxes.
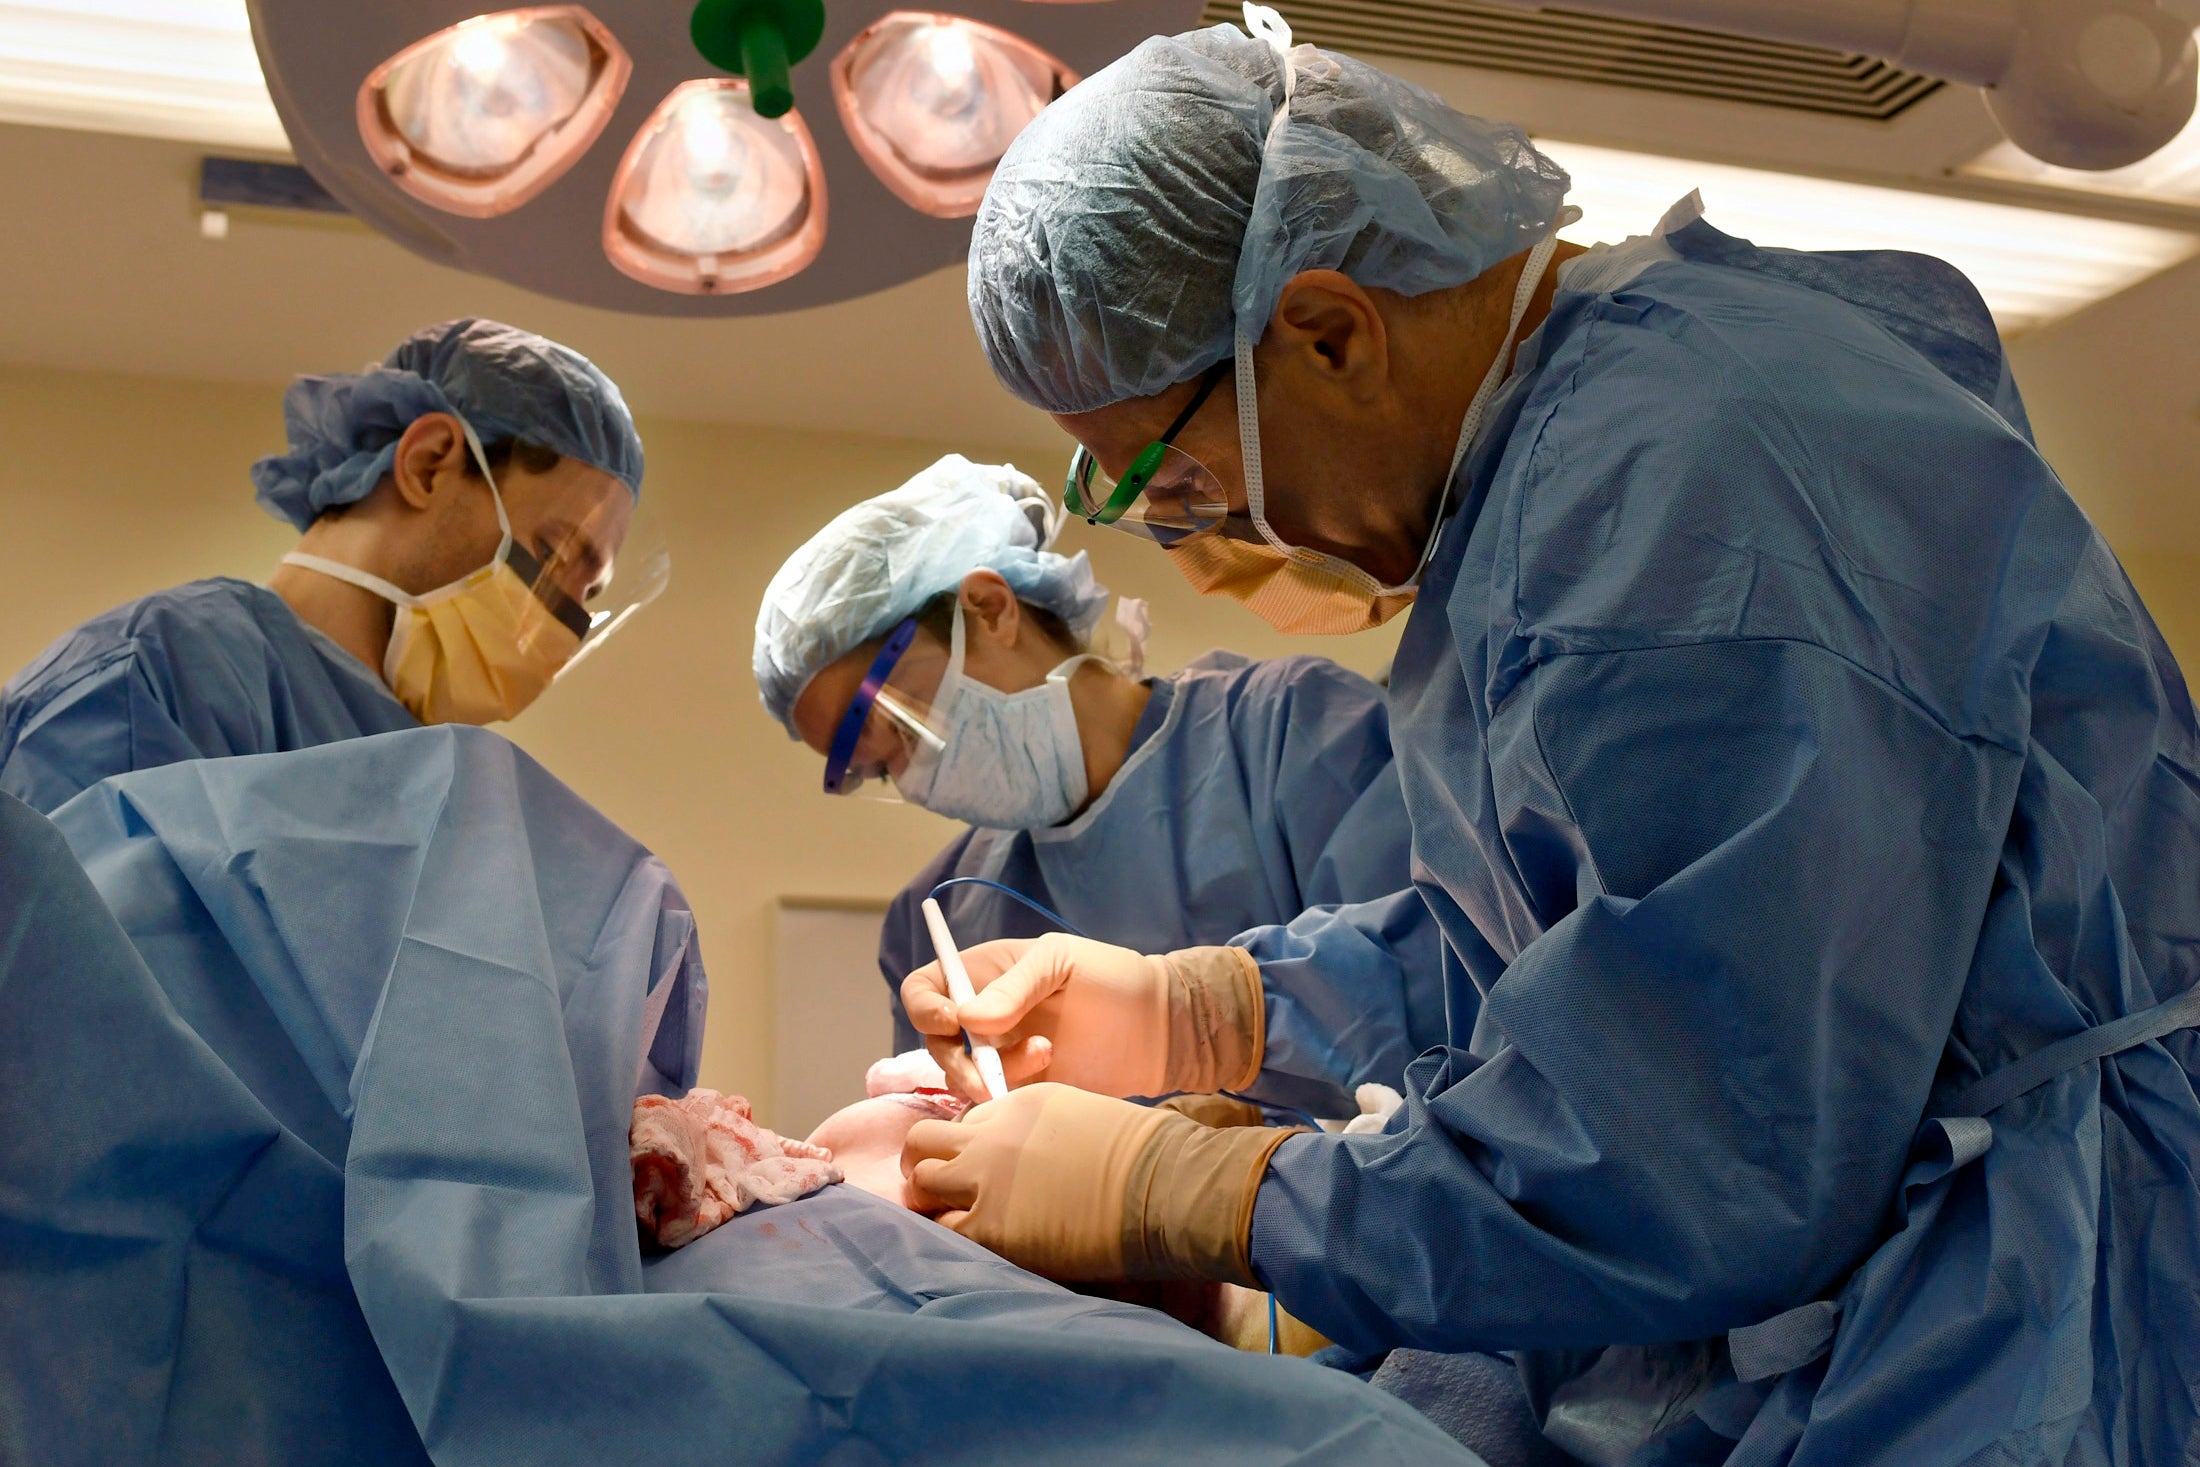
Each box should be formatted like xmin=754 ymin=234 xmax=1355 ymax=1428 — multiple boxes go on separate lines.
xmin=0 ymin=363 xmax=1398 ymax=1122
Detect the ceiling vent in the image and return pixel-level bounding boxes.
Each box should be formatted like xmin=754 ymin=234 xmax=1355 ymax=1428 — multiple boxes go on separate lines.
xmin=1200 ymin=0 xmax=1944 ymax=121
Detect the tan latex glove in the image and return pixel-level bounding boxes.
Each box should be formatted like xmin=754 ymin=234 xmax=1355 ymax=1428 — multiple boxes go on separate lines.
xmin=1155 ymin=1093 xmax=1268 ymax=1129
xmin=900 ymin=933 xmax=1264 ymax=1103
xmin=901 ymin=1082 xmax=1300 ymax=1284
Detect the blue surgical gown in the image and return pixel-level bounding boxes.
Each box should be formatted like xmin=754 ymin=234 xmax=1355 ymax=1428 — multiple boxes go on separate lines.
xmin=0 ymin=576 xmax=415 ymax=813
xmin=1237 ymin=217 xmax=2200 ymax=1465
xmin=3 ymin=728 xmax=1472 ymax=1466
xmin=883 ymin=652 xmax=1443 ymax=1115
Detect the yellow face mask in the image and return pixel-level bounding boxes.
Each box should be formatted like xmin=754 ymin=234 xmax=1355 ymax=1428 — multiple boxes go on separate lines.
xmin=1166 ymin=534 xmax=1417 ymax=636
xmin=281 ymin=421 xmax=586 ymax=725
xmin=372 ymin=554 xmax=582 ymax=724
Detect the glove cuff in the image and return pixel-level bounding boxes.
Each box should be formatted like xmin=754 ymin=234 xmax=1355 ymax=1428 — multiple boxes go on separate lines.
xmin=1153 ymin=1092 xmax=1268 ymax=1129
xmin=1119 ymin=1112 xmax=1300 ymax=1286
xmin=1157 ymin=945 xmax=1265 ymax=1095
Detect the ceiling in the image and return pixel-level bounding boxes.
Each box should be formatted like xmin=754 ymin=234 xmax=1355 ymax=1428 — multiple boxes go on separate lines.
xmin=0 ymin=19 xmax=2194 ymax=551
xmin=0 ymin=120 xmax=1069 ymax=453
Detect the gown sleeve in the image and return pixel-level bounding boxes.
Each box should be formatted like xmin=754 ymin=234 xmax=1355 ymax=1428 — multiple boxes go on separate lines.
xmin=1236 ymin=889 xmax=1453 ymax=1108
xmin=0 ymin=645 xmax=208 ymax=814
xmin=1246 ymin=637 xmax=2012 ymax=1354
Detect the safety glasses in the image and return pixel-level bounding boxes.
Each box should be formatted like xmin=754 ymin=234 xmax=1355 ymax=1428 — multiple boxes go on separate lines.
xmin=1062 ymin=360 xmax=1256 ymax=548
xmin=820 ymin=617 xmax=956 ymax=797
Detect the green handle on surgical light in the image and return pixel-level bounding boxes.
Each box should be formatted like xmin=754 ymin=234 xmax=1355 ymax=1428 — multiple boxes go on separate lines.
xmin=690 ymin=0 xmax=824 ymax=119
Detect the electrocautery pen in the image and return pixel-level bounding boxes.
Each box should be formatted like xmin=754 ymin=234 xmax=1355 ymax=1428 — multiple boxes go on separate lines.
xmin=921 ymin=897 xmax=1011 ymax=1103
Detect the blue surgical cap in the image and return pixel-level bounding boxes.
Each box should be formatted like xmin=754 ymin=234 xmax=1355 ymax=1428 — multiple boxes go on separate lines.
xmin=968 ymin=23 xmax=1571 ymax=414
xmin=250 ymin=318 xmax=646 ymax=531
xmin=754 ymin=455 xmax=1111 ymax=734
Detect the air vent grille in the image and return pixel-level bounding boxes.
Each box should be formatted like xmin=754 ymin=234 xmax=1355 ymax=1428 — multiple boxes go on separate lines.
xmin=1198 ymin=1 xmax=1944 ymax=120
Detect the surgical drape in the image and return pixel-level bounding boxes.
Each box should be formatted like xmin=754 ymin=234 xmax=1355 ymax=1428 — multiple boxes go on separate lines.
xmin=8 ymin=726 xmax=1475 ymax=1465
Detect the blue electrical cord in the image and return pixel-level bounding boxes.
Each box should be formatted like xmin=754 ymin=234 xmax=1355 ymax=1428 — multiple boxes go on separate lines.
xmin=927 ymin=875 xmax=1091 ymax=938
xmin=927 ymin=870 xmax=1314 ymax=1346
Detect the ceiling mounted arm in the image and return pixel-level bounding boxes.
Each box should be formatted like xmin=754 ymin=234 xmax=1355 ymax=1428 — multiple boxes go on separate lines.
xmin=1474 ymin=0 xmax=2198 ymax=170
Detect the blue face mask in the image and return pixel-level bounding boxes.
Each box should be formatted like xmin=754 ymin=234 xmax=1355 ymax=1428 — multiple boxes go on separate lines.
xmin=893 ymin=606 xmax=1098 ymax=829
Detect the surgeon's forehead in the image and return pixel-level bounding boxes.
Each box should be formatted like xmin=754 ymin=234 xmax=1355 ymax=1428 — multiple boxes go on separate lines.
xmin=1053 ymin=380 xmax=1207 ymax=479
xmin=529 ymin=466 xmax=629 ymax=525
xmin=514 ymin=467 xmax=629 ymax=562
xmin=790 ymin=640 xmax=878 ymax=752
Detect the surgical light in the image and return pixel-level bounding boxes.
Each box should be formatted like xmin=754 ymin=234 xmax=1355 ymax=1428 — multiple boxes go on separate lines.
xmin=603 ymin=77 xmax=827 ymax=293
xmin=240 ymin=0 xmax=1197 ymax=313
xmin=833 ymin=13 xmax=1075 ymax=216
xmin=1540 ymin=138 xmax=2200 ymax=333
xmin=356 ymin=6 xmax=629 ymax=218
xmin=213 ymin=0 xmax=2200 ymax=315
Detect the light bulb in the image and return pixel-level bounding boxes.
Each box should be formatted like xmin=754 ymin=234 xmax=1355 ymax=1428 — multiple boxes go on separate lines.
xmin=831 ymin=14 xmax=1075 ymax=218
xmin=357 ymin=6 xmax=630 ymax=218
xmin=924 ymin=25 xmax=976 ymax=92
xmin=603 ymin=79 xmax=828 ymax=294
xmin=448 ymin=22 xmax=515 ymax=88
xmin=678 ymin=94 xmax=733 ymax=172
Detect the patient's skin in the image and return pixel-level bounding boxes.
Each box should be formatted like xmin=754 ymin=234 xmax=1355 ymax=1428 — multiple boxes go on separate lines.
xmin=806 ymin=1092 xmax=965 ymax=1209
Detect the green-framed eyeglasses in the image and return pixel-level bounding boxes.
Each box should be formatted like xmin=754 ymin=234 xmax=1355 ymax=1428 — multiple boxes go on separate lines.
xmin=1063 ymin=360 xmax=1231 ymax=534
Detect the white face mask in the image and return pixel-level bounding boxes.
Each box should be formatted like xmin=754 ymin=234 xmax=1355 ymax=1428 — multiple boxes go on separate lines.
xmin=892 ymin=606 xmax=1099 ymax=829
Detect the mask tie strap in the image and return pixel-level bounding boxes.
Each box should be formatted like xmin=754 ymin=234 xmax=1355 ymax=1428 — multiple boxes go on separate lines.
xmin=1235 ymin=2 xmax=1300 ymax=559
xmin=454 ymin=414 xmax=516 ymax=566
xmin=935 ymin=598 xmax=971 ymax=714
xmin=278 ymin=413 xmax=515 ymax=604
xmin=1403 ymin=230 xmax=1562 ymax=584
xmin=279 ymin=551 xmax=421 ymax=607
xmin=1113 ymin=596 xmax=1150 ymax=679
xmin=1446 ymin=231 xmax=1560 ymax=485
xmin=1044 ymin=652 xmax=1107 ymax=687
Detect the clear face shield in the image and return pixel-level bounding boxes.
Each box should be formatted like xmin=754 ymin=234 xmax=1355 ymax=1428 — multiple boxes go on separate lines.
xmin=500 ymin=455 xmax=672 ymax=677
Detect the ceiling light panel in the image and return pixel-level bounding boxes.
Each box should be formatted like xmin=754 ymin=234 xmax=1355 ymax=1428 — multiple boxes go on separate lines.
xmin=1540 ymin=139 xmax=2200 ymax=334
xmin=0 ymin=0 xmax=287 ymax=152
xmin=1202 ymin=0 xmax=1943 ymax=121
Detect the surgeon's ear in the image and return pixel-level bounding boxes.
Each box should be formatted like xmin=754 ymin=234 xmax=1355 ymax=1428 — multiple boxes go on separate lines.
xmin=959 ymin=570 xmax=1022 ymax=649
xmin=389 ymin=413 xmax=473 ymax=511
xmin=1267 ymin=270 xmax=1390 ymax=403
